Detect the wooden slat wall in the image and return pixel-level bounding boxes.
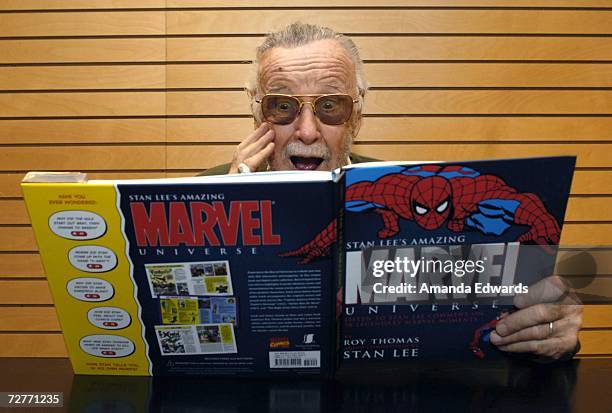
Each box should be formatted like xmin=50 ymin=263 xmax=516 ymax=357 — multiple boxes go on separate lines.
xmin=0 ymin=1 xmax=611 ymax=359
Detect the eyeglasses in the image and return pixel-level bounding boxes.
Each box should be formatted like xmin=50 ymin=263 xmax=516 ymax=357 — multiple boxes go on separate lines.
xmin=255 ymin=94 xmax=359 ymax=125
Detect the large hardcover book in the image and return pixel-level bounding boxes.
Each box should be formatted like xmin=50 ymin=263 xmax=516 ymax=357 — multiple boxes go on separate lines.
xmin=21 ymin=156 xmax=575 ymax=376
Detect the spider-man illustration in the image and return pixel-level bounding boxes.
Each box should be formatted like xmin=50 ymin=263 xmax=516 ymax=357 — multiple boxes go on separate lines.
xmin=281 ymin=164 xmax=561 ymax=263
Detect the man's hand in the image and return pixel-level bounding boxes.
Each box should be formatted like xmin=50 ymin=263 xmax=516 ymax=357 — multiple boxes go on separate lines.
xmin=490 ymin=275 xmax=583 ymax=361
xmin=228 ymin=123 xmax=275 ymax=174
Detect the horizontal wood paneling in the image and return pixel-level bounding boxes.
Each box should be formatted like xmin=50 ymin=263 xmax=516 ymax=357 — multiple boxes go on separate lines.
xmin=0 ymin=280 xmax=52 ymax=304
xmin=556 ymin=250 xmax=612 ymax=276
xmin=583 ymin=305 xmax=612 ymax=328
xmin=0 ymin=66 xmax=165 ymax=91
xmin=573 ymin=171 xmax=612 ymax=195
xmin=3 ymin=195 xmax=611 ymax=225
xmin=384 ymin=90 xmax=612 ymax=115
xmin=0 ymin=200 xmax=28 ymax=224
xmin=4 ymin=117 xmax=609 ymax=145
xmin=362 ymin=90 xmax=612 ymax=115
xmin=166 ymin=143 xmax=612 ymax=168
xmin=3 ymin=1 xmax=610 ymax=9
xmin=168 ymin=63 xmax=612 ymax=88
xmin=565 ymin=198 xmax=612 ymax=222
xmin=0 ymin=119 xmax=166 ymax=145
xmin=168 ymin=37 xmax=612 ymax=62
xmin=0 ymin=253 xmax=43 ymax=277
xmin=0 ymin=92 xmax=165 ymax=117
xmin=562 ymin=224 xmax=612 ymax=245
xmin=354 ymin=118 xmax=612 ymax=143
xmin=0 ymin=146 xmax=165 ymax=170
xmin=0 ymin=227 xmax=37 ymax=251
xmin=168 ymin=1 xmax=612 ymax=7
xmin=4 ymin=37 xmax=609 ymax=65
xmin=5 ymin=90 xmax=612 ymax=118
xmin=578 ymin=330 xmax=612 ymax=356
xmin=0 ymin=308 xmax=59 ymax=331
xmin=167 ymin=117 xmax=612 ymax=143
xmin=0 ymin=39 xmax=166 ymax=64
xmin=567 ymin=276 xmax=612 ymax=298
xmin=167 ymin=90 xmax=612 ymax=116
xmin=362 ymin=63 xmax=612 ymax=88
xmin=0 ymin=0 xmax=165 ymax=9
xmin=0 ymin=334 xmax=66 ymax=358
xmin=0 ymin=12 xmax=165 ymax=37
xmin=166 ymin=10 xmax=612 ymax=35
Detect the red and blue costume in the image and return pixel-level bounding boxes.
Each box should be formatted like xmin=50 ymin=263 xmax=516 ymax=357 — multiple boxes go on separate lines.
xmin=281 ymin=164 xmax=561 ymax=263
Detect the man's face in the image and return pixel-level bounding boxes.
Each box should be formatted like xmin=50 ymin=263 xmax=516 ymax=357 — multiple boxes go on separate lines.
xmin=256 ymin=39 xmax=360 ymax=171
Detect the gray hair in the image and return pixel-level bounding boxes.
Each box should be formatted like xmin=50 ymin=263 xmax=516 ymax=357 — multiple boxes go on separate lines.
xmin=247 ymin=22 xmax=368 ymax=99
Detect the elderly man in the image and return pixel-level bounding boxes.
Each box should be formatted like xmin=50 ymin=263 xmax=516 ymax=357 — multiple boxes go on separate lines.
xmin=201 ymin=22 xmax=582 ymax=361
xmin=202 ymin=22 xmax=373 ymax=175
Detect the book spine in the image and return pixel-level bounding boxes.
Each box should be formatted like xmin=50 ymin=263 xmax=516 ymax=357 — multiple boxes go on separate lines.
xmin=331 ymin=173 xmax=346 ymax=376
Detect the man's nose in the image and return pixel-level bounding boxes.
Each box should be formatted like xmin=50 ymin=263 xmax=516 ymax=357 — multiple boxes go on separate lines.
xmin=294 ymin=103 xmax=321 ymax=144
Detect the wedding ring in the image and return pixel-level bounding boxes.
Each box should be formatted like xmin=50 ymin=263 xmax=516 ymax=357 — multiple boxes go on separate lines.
xmin=548 ymin=321 xmax=554 ymax=337
xmin=237 ymin=162 xmax=251 ymax=174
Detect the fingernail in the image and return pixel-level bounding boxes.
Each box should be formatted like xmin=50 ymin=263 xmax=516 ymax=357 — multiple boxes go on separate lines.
xmin=490 ymin=332 xmax=501 ymax=344
xmin=496 ymin=323 xmax=508 ymax=336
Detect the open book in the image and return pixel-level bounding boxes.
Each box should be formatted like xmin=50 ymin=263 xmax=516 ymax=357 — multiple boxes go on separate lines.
xmin=21 ymin=156 xmax=575 ymax=376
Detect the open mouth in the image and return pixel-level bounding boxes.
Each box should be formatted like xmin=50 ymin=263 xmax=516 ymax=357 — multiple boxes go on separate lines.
xmin=290 ymin=156 xmax=324 ymax=171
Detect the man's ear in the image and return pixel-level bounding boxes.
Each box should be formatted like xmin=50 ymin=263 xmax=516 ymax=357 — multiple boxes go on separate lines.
xmin=351 ymin=107 xmax=363 ymax=138
xmin=351 ymin=88 xmax=365 ymax=137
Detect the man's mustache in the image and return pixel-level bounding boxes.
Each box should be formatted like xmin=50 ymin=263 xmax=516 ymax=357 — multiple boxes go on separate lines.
xmin=282 ymin=141 xmax=331 ymax=160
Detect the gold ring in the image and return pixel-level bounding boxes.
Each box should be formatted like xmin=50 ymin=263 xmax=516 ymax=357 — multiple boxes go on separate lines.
xmin=548 ymin=321 xmax=554 ymax=337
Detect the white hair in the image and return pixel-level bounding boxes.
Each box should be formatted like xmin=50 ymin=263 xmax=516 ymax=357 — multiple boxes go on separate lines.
xmin=247 ymin=22 xmax=368 ymax=120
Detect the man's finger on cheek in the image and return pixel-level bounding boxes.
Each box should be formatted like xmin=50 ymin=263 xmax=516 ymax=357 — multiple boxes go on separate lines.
xmin=495 ymin=303 xmax=561 ymax=337
xmin=231 ymin=126 xmax=273 ymax=173
xmin=253 ymin=122 xmax=271 ymax=141
xmin=240 ymin=123 xmax=270 ymax=148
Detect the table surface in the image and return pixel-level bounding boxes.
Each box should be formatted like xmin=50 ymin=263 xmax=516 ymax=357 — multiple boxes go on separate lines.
xmin=0 ymin=357 xmax=611 ymax=413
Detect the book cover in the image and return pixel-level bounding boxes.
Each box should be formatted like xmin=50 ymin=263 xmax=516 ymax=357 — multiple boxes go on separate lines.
xmin=22 ymin=173 xmax=339 ymax=377
xmin=338 ymin=156 xmax=575 ymax=362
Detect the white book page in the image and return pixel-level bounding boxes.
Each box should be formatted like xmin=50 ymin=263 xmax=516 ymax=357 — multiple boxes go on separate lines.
xmin=89 ymin=170 xmax=334 ymax=185
xmin=343 ymin=160 xmax=439 ymax=169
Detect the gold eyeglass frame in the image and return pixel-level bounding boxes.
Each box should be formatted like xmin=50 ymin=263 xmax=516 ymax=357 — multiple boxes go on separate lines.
xmin=255 ymin=93 xmax=360 ymax=125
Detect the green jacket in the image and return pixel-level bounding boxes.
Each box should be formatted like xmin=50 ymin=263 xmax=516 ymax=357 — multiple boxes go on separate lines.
xmin=197 ymin=153 xmax=380 ymax=176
